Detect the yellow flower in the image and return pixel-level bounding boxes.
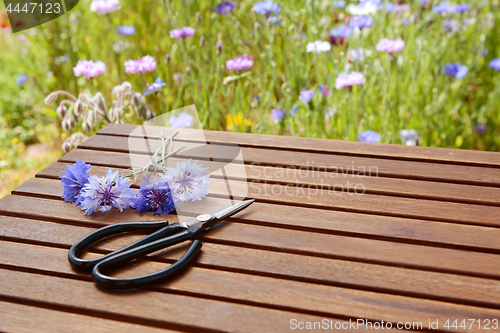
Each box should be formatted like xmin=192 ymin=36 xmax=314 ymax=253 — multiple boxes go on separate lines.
xmin=11 ymin=137 xmax=19 ymax=144
xmin=226 ymin=112 xmax=254 ymax=128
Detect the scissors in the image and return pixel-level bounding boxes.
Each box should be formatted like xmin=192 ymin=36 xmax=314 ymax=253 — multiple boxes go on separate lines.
xmin=68 ymin=199 xmax=255 ymax=289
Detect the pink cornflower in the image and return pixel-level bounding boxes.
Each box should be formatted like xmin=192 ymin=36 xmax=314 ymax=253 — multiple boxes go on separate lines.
xmin=90 ymin=0 xmax=120 ymax=14
xmin=226 ymin=54 xmax=254 ymax=71
xmin=335 ymin=72 xmax=366 ymax=89
xmin=73 ymin=60 xmax=106 ymax=79
xmin=376 ymin=38 xmax=405 ymax=53
xmin=124 ymin=55 xmax=156 ymax=74
xmin=169 ymin=27 xmax=195 ymax=39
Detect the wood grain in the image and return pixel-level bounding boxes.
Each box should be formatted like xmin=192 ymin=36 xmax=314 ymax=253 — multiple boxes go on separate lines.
xmin=78 ymin=134 xmax=500 ymax=186
xmin=2 ymin=216 xmax=500 ymax=310
xmin=0 ymin=301 xmax=179 ymax=333
xmin=98 ymin=123 xmax=500 ymax=168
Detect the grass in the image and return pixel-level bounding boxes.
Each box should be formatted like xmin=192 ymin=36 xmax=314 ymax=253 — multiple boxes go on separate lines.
xmin=0 ymin=0 xmax=499 ymax=197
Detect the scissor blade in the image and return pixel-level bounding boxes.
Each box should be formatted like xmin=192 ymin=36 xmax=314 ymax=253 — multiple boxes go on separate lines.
xmin=214 ymin=199 xmax=255 ymax=220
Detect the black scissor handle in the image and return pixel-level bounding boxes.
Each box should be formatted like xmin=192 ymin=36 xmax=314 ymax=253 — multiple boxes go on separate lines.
xmin=68 ymin=220 xmax=183 ymax=271
xmin=92 ymin=226 xmax=202 ymax=289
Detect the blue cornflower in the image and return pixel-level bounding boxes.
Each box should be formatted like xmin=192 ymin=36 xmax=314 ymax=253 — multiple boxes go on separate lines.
xmin=290 ymin=105 xmax=299 ymax=116
xmin=299 ymin=89 xmax=314 ymax=103
xmin=117 ymin=25 xmax=135 ymax=36
xmin=215 ymin=1 xmax=235 ymax=14
xmin=453 ymin=4 xmax=470 ymax=13
xmin=330 ymin=25 xmax=353 ymax=45
xmin=443 ymin=63 xmax=468 ymax=79
xmin=332 ymin=0 xmax=346 ymax=8
xmin=319 ymin=84 xmax=329 ymax=97
xmin=474 ymin=124 xmax=487 ymax=135
xmin=349 ymin=16 xmax=374 ymax=30
xmin=443 ymin=19 xmax=460 ymax=32
xmin=358 ymin=130 xmax=381 ymax=143
xmin=271 ymin=108 xmax=285 ymax=123
xmin=489 ymin=59 xmax=500 ymax=71
xmin=420 ymin=0 xmax=429 ymax=4
xmin=131 ymin=176 xmax=176 ymax=215
xmin=482 ymin=49 xmax=488 ymax=57
xmin=385 ymin=2 xmax=395 ymax=12
xmin=78 ymin=169 xmax=135 ymax=215
xmin=144 ymin=77 xmax=166 ymax=95
xmin=60 ymin=160 xmax=91 ymax=205
xmin=402 ymin=19 xmax=409 ymax=25
xmin=169 ymin=112 xmax=193 ymax=128
xmin=16 ymin=75 xmax=27 ymax=85
xmin=163 ymin=159 xmax=211 ymax=202
xmin=268 ymin=15 xmax=280 ymax=24
xmin=253 ymin=0 xmax=280 ymax=16
xmin=433 ymin=2 xmax=450 ymax=13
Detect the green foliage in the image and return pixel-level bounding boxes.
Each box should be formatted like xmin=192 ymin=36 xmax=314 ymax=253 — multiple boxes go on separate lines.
xmin=1 ymin=0 xmax=500 ymax=162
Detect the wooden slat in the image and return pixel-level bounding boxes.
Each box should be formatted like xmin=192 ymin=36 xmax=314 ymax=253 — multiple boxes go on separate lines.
xmin=78 ymin=134 xmax=500 ymax=188
xmin=37 ymin=162 xmax=500 ymax=252
xmin=0 ymin=301 xmax=178 ymax=333
xmin=8 ymin=183 xmax=500 ymax=279
xmin=55 ymin=149 xmax=500 ymax=207
xmin=0 ymin=268 xmax=353 ymax=333
xmin=1 ymin=235 xmax=500 ymax=332
xmin=2 ymin=215 xmax=500 ymax=310
xmin=29 ymin=164 xmax=500 ymax=230
xmin=98 ymin=123 xmax=500 ymax=168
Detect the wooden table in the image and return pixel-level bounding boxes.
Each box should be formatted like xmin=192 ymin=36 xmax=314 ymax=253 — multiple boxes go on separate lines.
xmin=1 ymin=123 xmax=500 ymax=332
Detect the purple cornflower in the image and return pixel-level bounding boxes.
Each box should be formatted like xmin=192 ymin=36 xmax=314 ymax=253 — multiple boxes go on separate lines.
xmin=169 ymin=27 xmax=195 ymax=39
xmin=78 ymin=169 xmax=135 ymax=215
xmin=330 ymin=25 xmax=353 ymax=45
xmin=443 ymin=19 xmax=460 ymax=32
xmin=271 ymin=108 xmax=285 ymax=123
xmin=474 ymin=124 xmax=487 ymax=135
xmin=169 ymin=112 xmax=193 ymax=128
xmin=319 ymin=84 xmax=329 ymax=96
xmin=376 ymin=38 xmax=405 ymax=53
xmin=90 ymin=0 xmax=120 ymax=14
xmin=433 ymin=2 xmax=450 ymax=13
xmin=16 ymin=75 xmax=27 ymax=85
xmin=443 ymin=63 xmax=468 ymax=79
xmin=124 ymin=55 xmax=156 ymax=74
xmin=131 ymin=176 xmax=176 ymax=215
xmin=400 ymin=129 xmax=418 ymax=146
xmin=332 ymin=0 xmax=346 ymax=8
xmin=253 ymin=0 xmax=281 ymax=16
xmin=335 ymin=72 xmax=366 ymax=89
xmin=349 ymin=15 xmax=373 ymax=30
xmin=453 ymin=4 xmax=470 ymax=13
xmin=290 ymin=105 xmax=299 ymax=116
xmin=358 ymin=130 xmax=381 ymax=143
xmin=489 ymin=59 xmax=500 ymax=71
xmin=144 ymin=77 xmax=165 ymax=96
xmin=117 ymin=25 xmax=135 ymax=36
xmin=163 ymin=159 xmax=211 ymax=202
xmin=73 ymin=60 xmax=106 ymax=79
xmin=226 ymin=54 xmax=254 ymax=71
xmin=215 ymin=1 xmax=235 ymax=14
xmin=60 ymin=160 xmax=91 ymax=205
xmin=299 ymin=90 xmax=314 ymax=103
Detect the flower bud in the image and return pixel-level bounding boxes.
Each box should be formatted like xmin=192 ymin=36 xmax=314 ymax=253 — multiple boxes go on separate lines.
xmin=44 ymin=92 xmax=58 ymax=105
xmin=68 ymin=118 xmax=76 ymax=131
xmin=57 ymin=103 xmax=67 ymax=118
xmin=92 ymin=92 xmax=107 ymax=115
xmin=196 ymin=11 xmax=202 ymax=22
xmin=200 ymin=36 xmax=206 ymax=47
xmin=121 ymin=81 xmax=132 ymax=91
xmin=216 ymin=43 xmax=222 ymax=56
xmin=73 ymin=100 xmax=84 ymax=117
xmin=62 ymin=119 xmax=69 ymax=132
xmin=166 ymin=53 xmax=171 ymax=63
xmin=62 ymin=139 xmax=72 ymax=154
xmin=82 ymin=119 xmax=90 ymax=133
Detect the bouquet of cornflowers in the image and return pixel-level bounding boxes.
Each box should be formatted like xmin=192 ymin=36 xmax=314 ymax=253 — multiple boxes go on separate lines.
xmin=60 ymin=133 xmax=211 ymax=216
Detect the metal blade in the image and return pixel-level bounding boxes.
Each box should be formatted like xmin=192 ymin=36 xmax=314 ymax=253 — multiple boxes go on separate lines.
xmin=214 ymin=199 xmax=255 ymax=220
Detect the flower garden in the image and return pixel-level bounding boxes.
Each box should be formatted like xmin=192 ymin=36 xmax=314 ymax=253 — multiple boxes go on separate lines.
xmin=1 ymin=0 xmax=500 ymax=197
